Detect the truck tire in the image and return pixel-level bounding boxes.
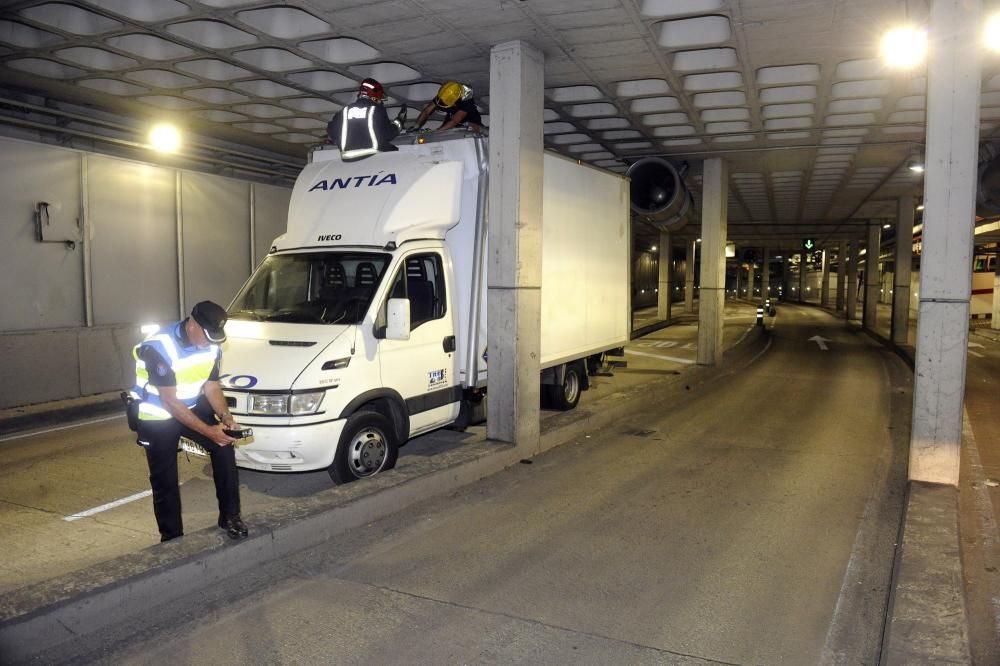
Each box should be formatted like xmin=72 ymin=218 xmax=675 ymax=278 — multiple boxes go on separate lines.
xmin=328 ymin=411 xmax=398 ymax=484
xmin=546 ymin=362 xmax=583 ymax=411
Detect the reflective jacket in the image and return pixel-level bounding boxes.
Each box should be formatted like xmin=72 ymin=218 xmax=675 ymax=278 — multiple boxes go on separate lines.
xmin=327 ymin=98 xmax=400 ymax=160
xmin=131 ymin=322 xmax=220 ymax=421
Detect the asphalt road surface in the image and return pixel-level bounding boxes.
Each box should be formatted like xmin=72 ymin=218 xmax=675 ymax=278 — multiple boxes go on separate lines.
xmin=81 ymin=303 xmax=912 ymax=665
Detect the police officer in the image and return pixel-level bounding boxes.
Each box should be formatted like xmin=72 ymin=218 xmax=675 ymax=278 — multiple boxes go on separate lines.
xmin=327 ymin=78 xmax=405 ymax=160
xmin=414 ymin=80 xmax=484 ymax=133
xmin=130 ymin=301 xmax=247 ymax=542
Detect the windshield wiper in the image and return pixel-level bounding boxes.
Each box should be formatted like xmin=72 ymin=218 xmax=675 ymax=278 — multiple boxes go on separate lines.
xmin=229 ymin=309 xmax=262 ymax=321
xmin=263 ymin=310 xmax=325 ymax=324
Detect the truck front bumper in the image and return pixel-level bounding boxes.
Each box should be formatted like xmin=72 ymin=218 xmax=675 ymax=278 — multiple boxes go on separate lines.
xmin=232 ymin=418 xmax=346 ymax=472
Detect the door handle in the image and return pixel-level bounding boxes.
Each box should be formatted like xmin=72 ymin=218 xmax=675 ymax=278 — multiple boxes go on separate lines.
xmin=443 ymin=335 xmax=456 ymax=353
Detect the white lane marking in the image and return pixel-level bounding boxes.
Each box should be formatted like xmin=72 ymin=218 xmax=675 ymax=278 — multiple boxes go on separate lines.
xmin=624 ymin=349 xmax=696 ymax=365
xmin=968 ymin=341 xmax=985 ymax=349
xmin=748 ymin=337 xmax=773 ymax=365
xmin=0 ymin=414 xmax=125 ymax=443
xmin=64 ymin=490 xmax=152 ymax=522
xmin=969 ymin=350 xmax=985 ymax=359
xmin=809 ymin=335 xmax=830 ymax=350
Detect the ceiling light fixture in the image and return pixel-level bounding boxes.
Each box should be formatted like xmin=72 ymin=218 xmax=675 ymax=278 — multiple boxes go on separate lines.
xmin=985 ymin=12 xmax=1000 ymax=51
xmin=880 ymin=26 xmax=928 ymax=68
xmin=149 ymin=123 xmax=181 ymax=153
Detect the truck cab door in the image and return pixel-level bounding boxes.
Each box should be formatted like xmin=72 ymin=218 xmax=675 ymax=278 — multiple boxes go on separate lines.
xmin=376 ymin=251 xmax=459 ymax=436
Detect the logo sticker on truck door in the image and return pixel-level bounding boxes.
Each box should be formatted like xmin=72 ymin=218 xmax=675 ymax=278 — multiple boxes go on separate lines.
xmin=428 ymin=369 xmax=447 ymax=390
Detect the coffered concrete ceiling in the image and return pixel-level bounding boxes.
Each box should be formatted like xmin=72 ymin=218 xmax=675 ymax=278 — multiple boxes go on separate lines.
xmin=1 ymin=0 xmax=998 ymax=246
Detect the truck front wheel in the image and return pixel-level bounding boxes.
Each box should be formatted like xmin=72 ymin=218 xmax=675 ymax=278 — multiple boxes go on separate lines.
xmin=329 ymin=411 xmax=399 ymax=484
xmin=546 ymin=362 xmax=583 ymax=411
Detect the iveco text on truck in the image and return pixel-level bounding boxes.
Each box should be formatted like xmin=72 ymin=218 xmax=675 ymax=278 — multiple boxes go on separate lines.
xmin=219 ymin=134 xmax=629 ymax=483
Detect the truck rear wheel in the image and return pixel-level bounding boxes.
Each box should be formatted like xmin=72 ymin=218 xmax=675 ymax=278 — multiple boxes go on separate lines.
xmin=546 ymin=362 xmax=583 ymax=411
xmin=329 ymin=411 xmax=399 ymax=484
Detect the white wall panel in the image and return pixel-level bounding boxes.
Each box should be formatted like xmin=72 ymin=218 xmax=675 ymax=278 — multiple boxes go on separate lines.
xmin=253 ymin=182 xmax=291 ymax=266
xmin=181 ymin=172 xmax=251 ymax=308
xmin=89 ymin=155 xmax=178 ymax=325
xmin=0 ymin=138 xmax=83 ymax=331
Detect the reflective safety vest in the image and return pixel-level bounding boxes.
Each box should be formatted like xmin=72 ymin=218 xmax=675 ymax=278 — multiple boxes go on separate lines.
xmin=131 ymin=322 xmax=220 ymax=421
xmin=340 ymin=103 xmax=381 ymax=160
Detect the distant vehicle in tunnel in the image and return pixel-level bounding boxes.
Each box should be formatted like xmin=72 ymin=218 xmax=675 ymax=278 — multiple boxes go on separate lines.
xmin=213 ymin=134 xmax=630 ymax=483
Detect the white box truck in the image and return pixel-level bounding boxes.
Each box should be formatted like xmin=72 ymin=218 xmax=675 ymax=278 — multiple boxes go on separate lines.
xmin=220 ymin=134 xmax=629 ymax=483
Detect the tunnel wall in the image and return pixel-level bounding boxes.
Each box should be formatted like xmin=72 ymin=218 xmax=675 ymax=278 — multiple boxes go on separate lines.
xmin=0 ymin=136 xmax=292 ymax=410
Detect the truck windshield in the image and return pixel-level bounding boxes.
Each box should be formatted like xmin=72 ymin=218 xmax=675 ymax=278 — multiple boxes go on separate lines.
xmin=229 ymin=252 xmax=391 ymax=325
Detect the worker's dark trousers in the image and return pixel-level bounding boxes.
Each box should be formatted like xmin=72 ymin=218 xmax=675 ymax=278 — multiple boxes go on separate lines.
xmin=136 ymin=400 xmax=240 ymax=542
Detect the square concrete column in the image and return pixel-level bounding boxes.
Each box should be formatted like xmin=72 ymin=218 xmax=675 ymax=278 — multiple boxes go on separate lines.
xmin=836 ymin=241 xmax=848 ymax=312
xmin=760 ymin=247 xmax=770 ymax=303
xmin=863 ymin=223 xmax=881 ymax=330
xmin=820 ymin=249 xmax=830 ymax=306
xmin=657 ymin=230 xmax=671 ymax=321
xmin=892 ymin=195 xmax=916 ymax=344
xmin=993 ymin=248 xmax=1000 ymax=330
xmin=797 ymin=253 xmax=805 ymax=302
xmin=697 ymin=158 xmax=727 ymax=366
xmin=846 ymin=239 xmax=859 ymax=320
xmin=783 ymin=255 xmax=790 ymax=300
xmin=685 ymin=238 xmax=696 ymax=313
xmin=734 ymin=253 xmax=742 ymax=298
xmin=911 ymin=0 xmax=981 ymax=486
xmin=485 ymin=40 xmax=544 ymax=451
xmin=747 ymin=260 xmax=755 ymax=298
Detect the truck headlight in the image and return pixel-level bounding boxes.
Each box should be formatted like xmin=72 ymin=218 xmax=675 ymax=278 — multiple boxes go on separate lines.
xmin=290 ymin=391 xmax=325 ymax=415
xmin=248 ymin=394 xmax=288 ymax=414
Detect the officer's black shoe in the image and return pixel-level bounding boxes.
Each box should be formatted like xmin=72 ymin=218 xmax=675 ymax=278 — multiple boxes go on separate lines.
xmin=218 ymin=514 xmax=248 ymax=540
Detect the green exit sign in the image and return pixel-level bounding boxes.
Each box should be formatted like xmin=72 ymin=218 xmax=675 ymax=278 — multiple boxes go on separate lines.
xmin=803 ymin=238 xmax=816 ymax=251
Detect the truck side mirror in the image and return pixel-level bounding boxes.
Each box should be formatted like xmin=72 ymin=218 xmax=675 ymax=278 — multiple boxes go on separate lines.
xmin=386 ymin=298 xmax=411 ymax=340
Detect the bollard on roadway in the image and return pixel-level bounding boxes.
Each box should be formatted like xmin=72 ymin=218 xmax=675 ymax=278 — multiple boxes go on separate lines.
xmin=756 ymin=305 xmax=764 ymax=326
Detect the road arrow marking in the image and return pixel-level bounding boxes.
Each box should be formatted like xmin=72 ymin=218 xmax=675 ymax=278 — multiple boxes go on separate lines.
xmin=809 ymin=335 xmax=830 ymax=351
xmin=968 ymin=341 xmax=985 ymax=349
xmin=970 ymin=350 xmax=984 ymax=358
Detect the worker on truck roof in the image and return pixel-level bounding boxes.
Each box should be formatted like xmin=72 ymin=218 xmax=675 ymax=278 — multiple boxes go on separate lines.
xmin=327 ymin=78 xmax=406 ymax=160
xmin=414 ymin=80 xmax=484 ymax=133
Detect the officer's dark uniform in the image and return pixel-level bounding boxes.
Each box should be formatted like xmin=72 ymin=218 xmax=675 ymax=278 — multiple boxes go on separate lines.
xmin=327 ymin=97 xmax=400 ymax=160
xmin=132 ymin=320 xmax=240 ymax=542
xmin=444 ymin=96 xmax=483 ymax=128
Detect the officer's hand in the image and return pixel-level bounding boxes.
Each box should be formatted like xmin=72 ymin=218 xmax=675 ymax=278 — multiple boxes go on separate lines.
xmin=395 ymin=104 xmax=408 ymax=123
xmin=208 ymin=424 xmax=236 ymax=446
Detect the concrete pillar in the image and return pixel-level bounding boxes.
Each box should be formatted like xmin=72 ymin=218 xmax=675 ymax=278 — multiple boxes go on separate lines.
xmin=892 ymin=195 xmax=916 ymax=344
xmin=863 ymin=222 xmax=881 ymax=329
xmin=485 ymin=40 xmax=544 ymax=450
xmin=797 ymin=253 xmax=805 ymax=302
xmin=685 ymin=238 xmax=696 ymax=313
xmin=783 ymin=255 xmax=790 ymax=300
xmin=836 ymin=241 xmax=847 ymax=312
xmin=697 ymin=158 xmax=727 ymax=366
xmin=847 ymin=239 xmax=859 ymax=320
xmin=761 ymin=247 xmax=770 ymax=303
xmin=820 ymin=249 xmax=831 ymax=307
xmin=657 ymin=230 xmax=671 ymax=321
xmin=911 ymin=0 xmax=981 ymax=486
xmin=993 ymin=247 xmax=1000 ymax=330
xmin=747 ymin=260 xmax=755 ymax=298
xmin=734 ymin=253 xmax=741 ymax=299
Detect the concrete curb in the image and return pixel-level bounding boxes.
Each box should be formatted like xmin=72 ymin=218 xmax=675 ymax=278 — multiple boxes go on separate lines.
xmin=0 ymin=327 xmax=767 ymax=663
xmin=882 ymin=482 xmax=972 ymax=665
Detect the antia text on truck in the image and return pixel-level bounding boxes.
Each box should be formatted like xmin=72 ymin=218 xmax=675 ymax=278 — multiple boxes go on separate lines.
xmin=220 ymin=134 xmax=629 ymax=483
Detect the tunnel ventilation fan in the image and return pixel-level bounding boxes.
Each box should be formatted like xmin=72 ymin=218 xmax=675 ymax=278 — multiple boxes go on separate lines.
xmin=626 ymin=157 xmax=693 ymax=232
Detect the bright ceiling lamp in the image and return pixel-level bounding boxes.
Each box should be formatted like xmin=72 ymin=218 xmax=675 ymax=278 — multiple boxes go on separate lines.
xmin=880 ymin=26 xmax=928 ymax=68
xmin=986 ymin=13 xmax=1000 ymax=51
xmin=149 ymin=123 xmax=181 ymax=153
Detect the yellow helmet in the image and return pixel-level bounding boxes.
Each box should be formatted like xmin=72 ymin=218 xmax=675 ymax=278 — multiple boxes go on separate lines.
xmin=434 ymin=81 xmax=465 ymax=109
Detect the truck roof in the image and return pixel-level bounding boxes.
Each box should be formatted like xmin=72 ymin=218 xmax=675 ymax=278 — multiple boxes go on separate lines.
xmin=277 ymin=135 xmax=485 ymax=252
